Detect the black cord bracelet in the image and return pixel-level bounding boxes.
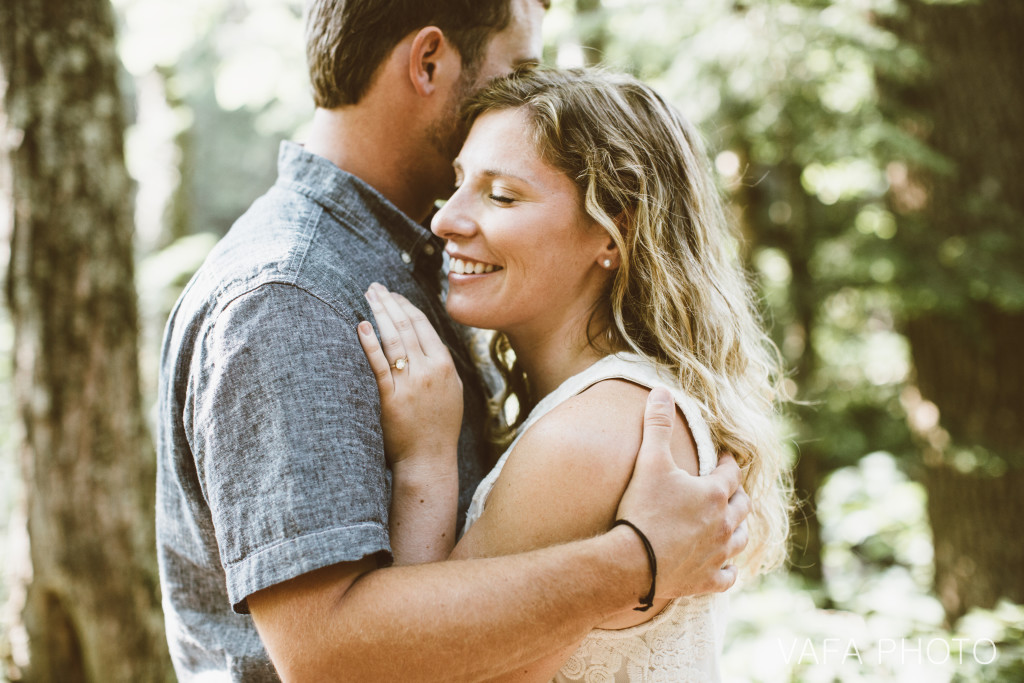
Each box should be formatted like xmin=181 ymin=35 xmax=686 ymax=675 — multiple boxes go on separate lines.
xmin=612 ymin=519 xmax=657 ymax=612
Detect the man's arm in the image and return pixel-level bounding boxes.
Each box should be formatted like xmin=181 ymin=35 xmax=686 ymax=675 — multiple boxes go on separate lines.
xmin=249 ymin=528 xmax=649 ymax=681
xmin=449 ymin=378 xmax=700 ymax=625
xmin=249 ymin=387 xmax=749 ymax=682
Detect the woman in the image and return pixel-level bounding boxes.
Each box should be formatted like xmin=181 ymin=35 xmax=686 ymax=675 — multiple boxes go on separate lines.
xmin=357 ymin=66 xmax=791 ymax=681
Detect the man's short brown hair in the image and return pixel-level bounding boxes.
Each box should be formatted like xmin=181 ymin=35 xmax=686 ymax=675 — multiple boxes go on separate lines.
xmin=306 ymin=0 xmax=541 ymax=109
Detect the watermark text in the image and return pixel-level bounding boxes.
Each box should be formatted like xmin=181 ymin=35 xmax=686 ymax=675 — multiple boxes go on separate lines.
xmin=778 ymin=637 xmax=998 ymax=666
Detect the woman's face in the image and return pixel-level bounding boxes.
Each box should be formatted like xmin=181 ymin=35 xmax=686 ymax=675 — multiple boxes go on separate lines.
xmin=431 ymin=108 xmax=614 ymax=339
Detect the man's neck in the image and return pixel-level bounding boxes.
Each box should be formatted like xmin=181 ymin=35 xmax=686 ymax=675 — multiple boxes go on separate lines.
xmin=304 ymin=107 xmax=438 ymax=223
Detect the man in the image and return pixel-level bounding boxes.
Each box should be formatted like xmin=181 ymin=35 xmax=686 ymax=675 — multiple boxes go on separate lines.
xmin=156 ymin=0 xmax=751 ymax=680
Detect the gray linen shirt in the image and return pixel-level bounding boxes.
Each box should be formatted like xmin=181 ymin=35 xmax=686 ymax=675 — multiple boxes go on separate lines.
xmin=156 ymin=141 xmax=490 ymax=681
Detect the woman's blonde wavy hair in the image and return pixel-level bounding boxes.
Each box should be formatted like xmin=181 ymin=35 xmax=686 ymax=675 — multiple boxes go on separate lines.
xmin=463 ymin=66 xmax=792 ymax=575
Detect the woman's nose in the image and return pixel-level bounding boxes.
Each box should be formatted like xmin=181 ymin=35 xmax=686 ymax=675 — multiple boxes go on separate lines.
xmin=431 ymin=190 xmax=478 ymax=241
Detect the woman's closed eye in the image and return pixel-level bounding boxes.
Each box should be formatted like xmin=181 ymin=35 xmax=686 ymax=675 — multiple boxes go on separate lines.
xmin=488 ymin=193 xmax=515 ymax=205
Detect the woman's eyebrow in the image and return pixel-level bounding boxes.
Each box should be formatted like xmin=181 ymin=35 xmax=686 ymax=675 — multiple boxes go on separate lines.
xmin=482 ymin=168 xmax=532 ymax=185
xmin=453 ymin=159 xmax=534 ymax=187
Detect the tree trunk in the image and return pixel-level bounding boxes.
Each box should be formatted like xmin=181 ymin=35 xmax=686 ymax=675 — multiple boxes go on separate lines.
xmin=0 ymin=0 xmax=173 ymax=680
xmin=886 ymin=0 xmax=1024 ymax=623
xmin=905 ymin=309 xmax=1024 ymax=622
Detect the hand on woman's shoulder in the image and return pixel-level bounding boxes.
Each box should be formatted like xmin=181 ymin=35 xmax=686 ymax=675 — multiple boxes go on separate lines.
xmin=453 ymin=379 xmax=699 ymax=560
xmin=562 ymin=379 xmax=700 ymax=477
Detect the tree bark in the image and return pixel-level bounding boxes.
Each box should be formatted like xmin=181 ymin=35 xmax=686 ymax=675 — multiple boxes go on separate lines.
xmin=0 ymin=0 xmax=173 ymax=680
xmin=905 ymin=309 xmax=1024 ymax=622
xmin=886 ymin=0 xmax=1024 ymax=623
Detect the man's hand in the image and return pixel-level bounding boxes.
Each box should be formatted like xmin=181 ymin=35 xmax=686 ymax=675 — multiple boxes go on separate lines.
xmin=615 ymin=387 xmax=750 ymax=599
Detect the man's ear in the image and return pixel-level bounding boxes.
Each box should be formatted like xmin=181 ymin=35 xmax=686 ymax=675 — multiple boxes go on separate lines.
xmin=408 ymin=26 xmax=457 ymax=97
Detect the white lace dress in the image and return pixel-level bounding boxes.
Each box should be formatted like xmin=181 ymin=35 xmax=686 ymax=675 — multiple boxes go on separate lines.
xmin=462 ymin=353 xmax=729 ymax=683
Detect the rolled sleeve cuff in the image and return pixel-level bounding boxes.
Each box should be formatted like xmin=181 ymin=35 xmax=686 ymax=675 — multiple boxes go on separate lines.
xmin=226 ymin=521 xmax=392 ymax=614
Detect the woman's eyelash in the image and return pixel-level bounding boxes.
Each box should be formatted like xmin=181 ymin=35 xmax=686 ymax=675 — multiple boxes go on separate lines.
xmin=489 ymin=194 xmax=514 ymax=204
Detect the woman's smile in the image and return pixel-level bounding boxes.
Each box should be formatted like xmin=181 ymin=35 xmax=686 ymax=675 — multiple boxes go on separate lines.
xmin=431 ymin=108 xmax=613 ymax=338
xmin=448 ymin=252 xmax=503 ymax=276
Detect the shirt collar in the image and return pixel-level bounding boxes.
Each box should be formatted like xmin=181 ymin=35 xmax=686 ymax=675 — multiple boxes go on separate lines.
xmin=275 ymin=141 xmax=445 ymax=278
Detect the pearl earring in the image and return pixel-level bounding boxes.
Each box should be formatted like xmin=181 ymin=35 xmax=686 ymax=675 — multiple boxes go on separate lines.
xmin=602 ymin=259 xmax=613 ymax=268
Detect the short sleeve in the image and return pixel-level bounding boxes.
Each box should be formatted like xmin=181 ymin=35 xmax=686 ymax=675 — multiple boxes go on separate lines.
xmin=187 ymin=282 xmax=390 ymax=613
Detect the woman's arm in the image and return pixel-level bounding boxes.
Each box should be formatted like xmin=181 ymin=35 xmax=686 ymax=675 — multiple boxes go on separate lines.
xmin=451 ymin=379 xmax=701 ymax=681
xmin=358 ymin=283 xmax=462 ymax=564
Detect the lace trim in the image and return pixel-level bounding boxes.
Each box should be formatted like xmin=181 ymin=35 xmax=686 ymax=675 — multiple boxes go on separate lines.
xmin=555 ymin=594 xmax=722 ymax=682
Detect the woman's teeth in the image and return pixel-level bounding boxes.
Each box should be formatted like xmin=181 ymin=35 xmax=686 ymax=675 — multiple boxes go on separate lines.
xmin=451 ymin=258 xmax=499 ymax=275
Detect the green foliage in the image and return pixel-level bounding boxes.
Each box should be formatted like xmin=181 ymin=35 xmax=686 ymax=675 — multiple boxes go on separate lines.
xmin=136 ymin=232 xmax=220 ymax=326
xmin=895 ymin=211 xmax=1024 ymax=318
xmin=116 ymin=0 xmax=309 ymax=241
xmin=725 ymin=452 xmax=1023 ymax=682
xmin=3 ymin=2 xmax=1019 ymax=681
xmin=584 ymin=0 xmax=926 ymax=476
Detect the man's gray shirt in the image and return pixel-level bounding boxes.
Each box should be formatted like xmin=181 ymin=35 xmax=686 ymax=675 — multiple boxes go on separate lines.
xmin=156 ymin=142 xmax=490 ymax=681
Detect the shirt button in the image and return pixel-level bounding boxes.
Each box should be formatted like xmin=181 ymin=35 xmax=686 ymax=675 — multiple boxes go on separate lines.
xmin=401 ymin=251 xmax=412 ymax=264
xmin=423 ymin=244 xmax=436 ymax=256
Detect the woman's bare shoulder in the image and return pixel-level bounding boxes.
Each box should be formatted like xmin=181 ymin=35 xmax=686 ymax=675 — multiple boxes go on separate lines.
xmin=522 ymin=378 xmax=699 ymax=476
xmin=517 ymin=378 xmax=652 ymax=471
xmin=456 ymin=379 xmax=698 ymax=556
xmin=454 ymin=380 xmax=651 ymax=557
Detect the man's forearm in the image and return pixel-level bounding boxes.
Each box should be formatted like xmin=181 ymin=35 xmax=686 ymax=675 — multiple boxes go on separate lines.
xmin=254 ymin=526 xmax=648 ymax=682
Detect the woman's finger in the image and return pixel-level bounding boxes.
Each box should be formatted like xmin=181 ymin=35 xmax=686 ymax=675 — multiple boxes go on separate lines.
xmin=392 ymin=293 xmax=450 ymax=360
xmin=365 ymin=284 xmax=408 ymax=366
xmin=357 ymin=320 xmax=394 ymax=398
xmin=371 ymin=283 xmax=424 ymax=361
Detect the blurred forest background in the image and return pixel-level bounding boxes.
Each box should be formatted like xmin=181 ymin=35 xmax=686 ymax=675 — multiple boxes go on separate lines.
xmin=1 ymin=0 xmax=1022 ymax=681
